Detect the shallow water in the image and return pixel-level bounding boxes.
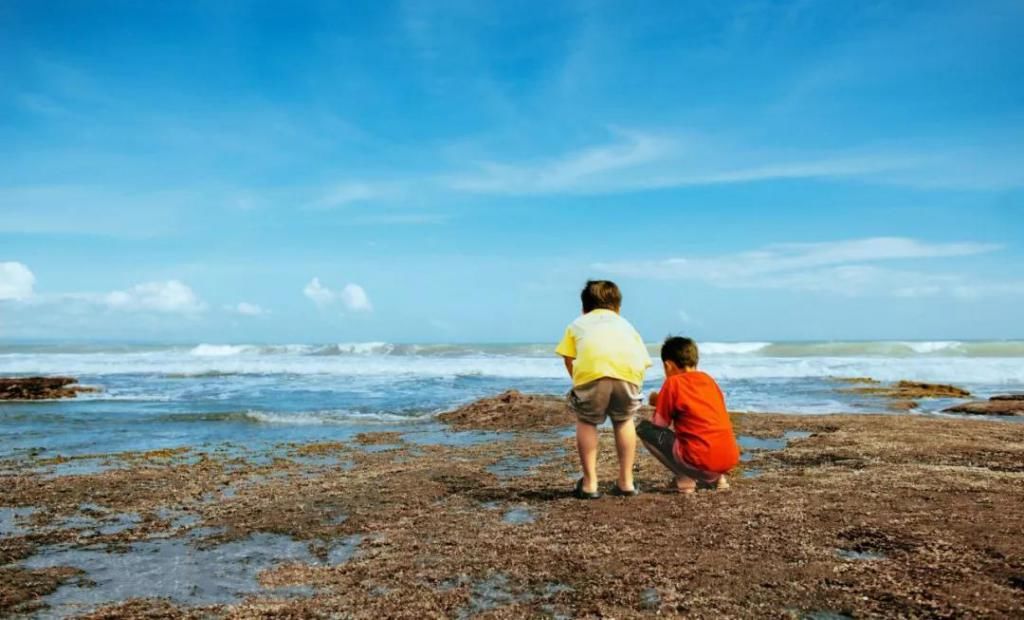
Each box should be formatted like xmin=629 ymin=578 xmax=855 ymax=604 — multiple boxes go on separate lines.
xmin=0 ymin=506 xmax=36 ymax=536
xmin=836 ymin=549 xmax=886 ymax=561
xmin=487 ymin=448 xmax=565 ymax=479
xmin=739 ymin=431 xmax=812 ymax=462
xmin=640 ymin=587 xmax=661 ymax=610
xmin=21 ymin=531 xmax=321 ymax=616
xmin=2 ymin=340 xmax=1022 ymax=459
xmin=502 ymin=506 xmax=536 ymax=525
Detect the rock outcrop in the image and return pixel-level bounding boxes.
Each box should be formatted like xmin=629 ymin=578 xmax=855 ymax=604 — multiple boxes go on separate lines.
xmin=0 ymin=377 xmax=97 ymax=400
xmin=943 ymin=394 xmax=1024 ymax=417
xmin=842 ymin=380 xmax=971 ymax=399
xmin=438 ymin=390 xmax=574 ymax=431
xmin=836 ymin=379 xmax=972 ymax=411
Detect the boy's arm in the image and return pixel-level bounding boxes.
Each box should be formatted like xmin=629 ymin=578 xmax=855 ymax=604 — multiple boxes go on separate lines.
xmin=554 ymin=327 xmax=576 ymax=380
xmin=651 ymin=380 xmax=674 ymax=428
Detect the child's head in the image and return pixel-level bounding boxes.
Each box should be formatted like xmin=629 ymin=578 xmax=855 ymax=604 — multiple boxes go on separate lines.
xmin=580 ymin=280 xmax=622 ymax=314
xmin=661 ymin=336 xmax=699 ymax=375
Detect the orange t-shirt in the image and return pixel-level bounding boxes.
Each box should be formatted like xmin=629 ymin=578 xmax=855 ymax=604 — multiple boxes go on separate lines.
xmin=653 ymin=371 xmax=739 ymax=473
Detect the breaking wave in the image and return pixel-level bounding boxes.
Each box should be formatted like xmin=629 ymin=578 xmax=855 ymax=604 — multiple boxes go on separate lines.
xmin=2 ymin=341 xmax=1023 ymax=385
xmin=154 ymin=409 xmax=434 ymax=425
xmin=175 ymin=340 xmax=1024 ymax=359
xmin=240 ymin=410 xmax=429 ymax=425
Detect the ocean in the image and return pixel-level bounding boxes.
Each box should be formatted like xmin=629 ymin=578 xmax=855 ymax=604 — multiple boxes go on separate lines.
xmin=2 ymin=340 xmax=1022 ymax=459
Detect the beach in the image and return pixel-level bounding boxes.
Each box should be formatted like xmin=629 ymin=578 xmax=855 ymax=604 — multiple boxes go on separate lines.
xmin=7 ymin=0 xmax=1023 ymax=615
xmin=2 ymin=342 xmax=1023 ymax=617
xmin=3 ymin=389 xmax=1023 ymax=618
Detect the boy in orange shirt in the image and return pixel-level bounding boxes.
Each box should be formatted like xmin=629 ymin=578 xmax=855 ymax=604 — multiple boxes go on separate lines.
xmin=637 ymin=337 xmax=739 ymax=493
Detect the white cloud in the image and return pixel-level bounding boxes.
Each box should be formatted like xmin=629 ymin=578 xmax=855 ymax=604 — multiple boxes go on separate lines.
xmin=0 ymin=262 xmax=35 ymax=301
xmin=303 ymin=277 xmax=335 ymax=307
xmin=339 ymin=284 xmax=372 ymax=311
xmin=304 ymin=277 xmax=373 ymax=312
xmin=595 ymin=237 xmax=1016 ymax=298
xmin=228 ymin=302 xmax=267 ymax=316
xmin=101 ymin=280 xmax=205 ymax=313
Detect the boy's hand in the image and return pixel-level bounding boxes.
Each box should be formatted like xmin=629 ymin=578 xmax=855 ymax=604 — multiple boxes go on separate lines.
xmin=648 ymin=391 xmax=659 ymax=407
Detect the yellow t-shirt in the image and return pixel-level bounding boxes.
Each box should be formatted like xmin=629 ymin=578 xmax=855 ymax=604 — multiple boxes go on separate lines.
xmin=555 ymin=309 xmax=652 ymax=387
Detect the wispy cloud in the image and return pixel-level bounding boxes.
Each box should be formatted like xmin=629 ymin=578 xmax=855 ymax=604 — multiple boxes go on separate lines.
xmin=446 ymin=129 xmax=672 ymax=194
xmin=349 ymin=213 xmax=447 ymax=225
xmin=303 ymin=277 xmax=373 ymax=312
xmin=677 ymin=309 xmax=701 ymax=326
xmin=0 ymin=185 xmax=184 ymax=238
xmin=442 ymin=130 xmax=943 ymax=195
xmin=308 ymin=182 xmax=397 ymax=210
xmin=442 ymin=119 xmax=1024 ymax=195
xmin=595 ymin=237 xmax=1018 ymax=298
xmin=0 ymin=262 xmax=36 ymax=301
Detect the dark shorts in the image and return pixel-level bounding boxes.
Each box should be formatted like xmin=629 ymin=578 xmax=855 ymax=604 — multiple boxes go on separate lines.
xmin=636 ymin=420 xmax=721 ymax=484
xmin=567 ymin=378 xmax=643 ymax=426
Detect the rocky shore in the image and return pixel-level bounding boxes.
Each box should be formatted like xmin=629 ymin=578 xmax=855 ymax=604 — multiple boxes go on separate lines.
xmin=0 ymin=377 xmax=97 ymax=401
xmin=2 ymin=393 xmax=1022 ymax=618
xmin=943 ymin=393 xmax=1024 ymax=416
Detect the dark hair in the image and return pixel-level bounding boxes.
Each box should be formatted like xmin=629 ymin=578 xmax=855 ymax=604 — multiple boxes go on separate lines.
xmin=580 ymin=280 xmax=622 ymax=313
xmin=661 ymin=336 xmax=699 ymax=369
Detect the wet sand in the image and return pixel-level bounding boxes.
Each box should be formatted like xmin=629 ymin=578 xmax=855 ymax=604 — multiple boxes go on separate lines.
xmin=2 ymin=395 xmax=1023 ymax=618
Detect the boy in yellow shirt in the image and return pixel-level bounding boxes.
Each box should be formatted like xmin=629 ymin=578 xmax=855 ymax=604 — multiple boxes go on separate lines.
xmin=556 ymin=280 xmax=652 ymax=499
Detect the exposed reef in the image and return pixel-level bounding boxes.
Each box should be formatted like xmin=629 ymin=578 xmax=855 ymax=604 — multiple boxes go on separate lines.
xmin=943 ymin=394 xmax=1024 ymax=417
xmin=0 ymin=376 xmax=98 ymax=401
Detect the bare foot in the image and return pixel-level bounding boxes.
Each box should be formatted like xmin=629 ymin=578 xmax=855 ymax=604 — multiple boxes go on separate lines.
xmin=715 ymin=475 xmax=730 ymax=490
xmin=672 ymin=475 xmax=697 ymax=494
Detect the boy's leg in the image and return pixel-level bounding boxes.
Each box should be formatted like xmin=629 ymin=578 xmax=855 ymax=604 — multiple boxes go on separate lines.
xmin=636 ymin=420 xmax=677 ymax=473
xmin=576 ymin=421 xmax=600 ymax=493
xmin=611 ymin=419 xmax=637 ymax=491
xmin=638 ymin=435 xmax=697 ymax=491
xmin=639 ymin=435 xmax=677 ymax=473
xmin=636 ymin=420 xmax=700 ymax=492
xmin=567 ymin=380 xmax=613 ymax=494
xmin=607 ymin=381 xmax=642 ymax=491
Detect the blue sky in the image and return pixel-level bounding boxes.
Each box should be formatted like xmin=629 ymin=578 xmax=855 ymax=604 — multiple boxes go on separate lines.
xmin=1 ymin=0 xmax=1022 ymax=343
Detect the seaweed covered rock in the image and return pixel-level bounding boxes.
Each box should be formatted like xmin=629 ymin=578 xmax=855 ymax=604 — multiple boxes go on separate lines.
xmin=438 ymin=390 xmax=573 ymax=431
xmin=843 ymin=380 xmax=971 ymax=399
xmin=0 ymin=376 xmax=97 ymax=400
xmin=836 ymin=378 xmax=971 ymax=411
xmin=943 ymin=395 xmax=1024 ymax=417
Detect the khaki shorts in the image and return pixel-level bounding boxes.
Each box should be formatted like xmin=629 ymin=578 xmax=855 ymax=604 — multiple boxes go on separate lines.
xmin=567 ymin=377 xmax=642 ymax=425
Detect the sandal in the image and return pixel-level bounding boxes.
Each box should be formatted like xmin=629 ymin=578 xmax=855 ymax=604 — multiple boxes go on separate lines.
xmin=610 ymin=484 xmax=639 ymax=497
xmin=573 ymin=478 xmax=602 ymax=500
xmin=697 ymin=475 xmax=730 ymax=491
